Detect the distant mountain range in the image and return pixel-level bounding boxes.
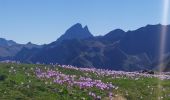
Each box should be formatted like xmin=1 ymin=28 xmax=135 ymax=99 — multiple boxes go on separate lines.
xmin=0 ymin=38 xmax=41 ymax=60
xmin=1 ymin=23 xmax=170 ymax=71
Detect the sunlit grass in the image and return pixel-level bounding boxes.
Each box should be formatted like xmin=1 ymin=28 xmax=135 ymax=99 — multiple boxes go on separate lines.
xmin=0 ymin=63 xmax=170 ymax=100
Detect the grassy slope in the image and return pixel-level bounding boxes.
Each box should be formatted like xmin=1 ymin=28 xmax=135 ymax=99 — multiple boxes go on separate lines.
xmin=0 ymin=63 xmax=170 ymax=100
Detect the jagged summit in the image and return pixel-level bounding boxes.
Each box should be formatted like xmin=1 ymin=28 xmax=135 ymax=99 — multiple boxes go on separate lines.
xmin=57 ymin=23 xmax=93 ymax=41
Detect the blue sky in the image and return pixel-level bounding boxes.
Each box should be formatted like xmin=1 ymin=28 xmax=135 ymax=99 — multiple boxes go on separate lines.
xmin=0 ymin=0 xmax=169 ymax=44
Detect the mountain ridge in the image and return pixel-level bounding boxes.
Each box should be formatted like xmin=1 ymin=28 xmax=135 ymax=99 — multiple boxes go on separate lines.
xmin=57 ymin=23 xmax=93 ymax=42
xmin=1 ymin=23 xmax=170 ymax=71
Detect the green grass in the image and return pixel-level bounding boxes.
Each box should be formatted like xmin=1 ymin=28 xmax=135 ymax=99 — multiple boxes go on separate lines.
xmin=0 ymin=63 xmax=170 ymax=100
